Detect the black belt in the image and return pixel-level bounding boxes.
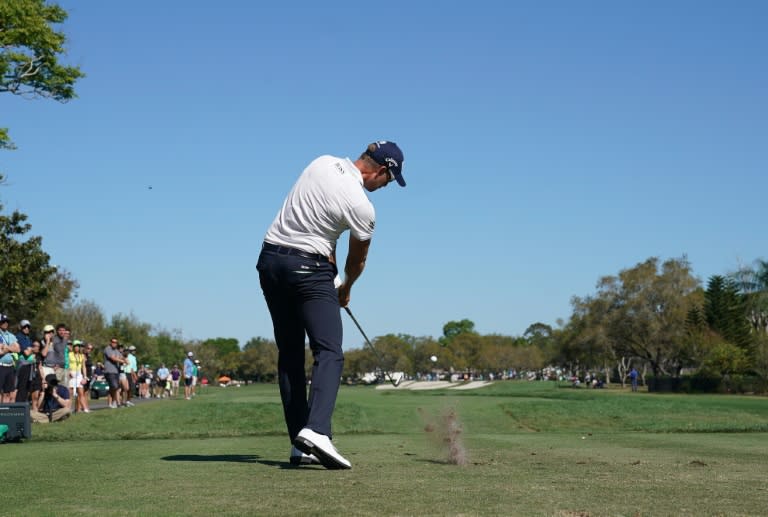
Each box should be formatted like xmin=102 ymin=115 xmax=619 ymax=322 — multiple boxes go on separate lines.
xmin=262 ymin=242 xmax=328 ymax=262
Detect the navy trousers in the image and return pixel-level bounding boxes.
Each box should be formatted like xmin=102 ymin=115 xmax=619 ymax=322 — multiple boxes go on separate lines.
xmin=256 ymin=248 xmax=343 ymax=441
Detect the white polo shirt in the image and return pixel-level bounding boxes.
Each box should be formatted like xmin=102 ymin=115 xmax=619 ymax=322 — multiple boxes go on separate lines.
xmin=264 ymin=155 xmax=375 ymax=257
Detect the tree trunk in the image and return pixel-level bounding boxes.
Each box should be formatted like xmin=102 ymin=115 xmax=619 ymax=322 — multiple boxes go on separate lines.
xmin=617 ymin=356 xmax=630 ymax=388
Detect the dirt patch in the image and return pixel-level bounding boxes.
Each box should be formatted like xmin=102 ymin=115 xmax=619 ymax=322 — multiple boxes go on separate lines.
xmin=418 ymin=406 xmax=468 ymax=466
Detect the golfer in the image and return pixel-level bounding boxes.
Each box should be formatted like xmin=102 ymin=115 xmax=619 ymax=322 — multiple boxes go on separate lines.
xmin=257 ymin=141 xmax=406 ymax=469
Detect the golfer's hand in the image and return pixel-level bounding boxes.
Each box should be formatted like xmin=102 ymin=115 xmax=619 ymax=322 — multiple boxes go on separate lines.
xmin=338 ymin=283 xmax=351 ymax=308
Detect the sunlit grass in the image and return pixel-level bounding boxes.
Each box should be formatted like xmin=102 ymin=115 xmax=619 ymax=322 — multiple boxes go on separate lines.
xmin=4 ymin=382 xmax=768 ymax=516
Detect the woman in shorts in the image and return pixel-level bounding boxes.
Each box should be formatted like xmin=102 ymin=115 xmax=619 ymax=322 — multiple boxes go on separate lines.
xmin=68 ymin=341 xmax=90 ymax=413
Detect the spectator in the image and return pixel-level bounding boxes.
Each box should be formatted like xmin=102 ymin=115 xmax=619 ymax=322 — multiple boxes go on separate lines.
xmin=31 ymin=374 xmax=71 ymax=423
xmin=170 ymin=364 xmax=181 ymax=398
xmin=183 ymin=352 xmax=195 ymax=400
xmin=117 ymin=344 xmax=133 ymax=407
xmin=156 ymin=363 xmax=170 ymax=398
xmin=43 ymin=323 xmax=68 ymax=384
xmin=63 ymin=328 xmax=72 ymax=378
xmin=0 ymin=314 xmax=20 ymax=403
xmin=29 ymin=340 xmax=44 ymax=407
xmin=103 ymin=338 xmax=127 ymax=409
xmin=68 ymin=340 xmax=90 ymax=413
xmin=15 ymin=338 xmax=37 ymax=403
xmin=15 ymin=319 xmax=32 ymax=356
xmin=192 ymin=359 xmax=201 ymax=396
xmin=629 ymin=367 xmax=639 ymax=392
xmin=137 ymin=365 xmax=150 ymax=399
xmin=125 ymin=345 xmax=138 ymax=404
xmin=83 ymin=343 xmax=95 ymax=406
xmin=39 ymin=324 xmax=55 ymax=377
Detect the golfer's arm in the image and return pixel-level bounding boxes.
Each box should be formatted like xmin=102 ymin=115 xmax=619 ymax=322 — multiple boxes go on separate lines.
xmin=343 ymin=236 xmax=371 ymax=288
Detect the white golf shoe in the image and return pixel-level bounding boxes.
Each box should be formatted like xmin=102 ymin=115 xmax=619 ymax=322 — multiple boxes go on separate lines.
xmin=289 ymin=446 xmax=321 ymax=466
xmin=294 ymin=428 xmax=352 ymax=469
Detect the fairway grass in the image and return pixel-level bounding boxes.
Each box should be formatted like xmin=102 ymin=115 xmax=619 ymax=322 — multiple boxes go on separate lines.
xmin=3 ymin=382 xmax=767 ymax=516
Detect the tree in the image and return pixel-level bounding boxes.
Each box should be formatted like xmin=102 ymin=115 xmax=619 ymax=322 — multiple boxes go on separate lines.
xmin=34 ymin=267 xmax=78 ymax=325
xmin=0 ymin=206 xmax=59 ymax=321
xmin=107 ymin=313 xmax=151 ymax=347
xmin=523 ymin=322 xmax=561 ymax=364
xmin=680 ymin=302 xmax=719 ymax=369
xmin=193 ymin=338 xmax=239 ymax=378
xmin=563 ymin=295 xmax=617 ymax=375
xmin=729 ymin=259 xmax=768 ymax=334
xmin=439 ymin=318 xmax=476 ymax=347
xmin=240 ymin=337 xmax=277 ymax=381
xmin=728 ymin=259 xmax=768 ymax=386
xmin=61 ymin=298 xmax=107 ymax=344
xmin=1 ymin=0 xmax=84 ymax=156
xmin=152 ymin=330 xmax=186 ymax=369
xmin=201 ymin=337 xmax=240 ymax=358
xmin=703 ymin=343 xmax=749 ymax=377
xmin=0 ymin=1 xmax=83 ymax=321
xmin=570 ymin=257 xmax=700 ymax=379
xmin=704 ymin=275 xmax=751 ymax=350
xmin=410 ymin=336 xmax=443 ymax=373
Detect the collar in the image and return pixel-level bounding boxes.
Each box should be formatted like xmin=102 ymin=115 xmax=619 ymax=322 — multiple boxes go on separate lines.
xmin=344 ymin=157 xmax=364 ymax=186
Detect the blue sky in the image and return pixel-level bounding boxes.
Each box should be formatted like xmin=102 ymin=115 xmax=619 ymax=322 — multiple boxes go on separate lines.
xmin=2 ymin=1 xmax=766 ymax=348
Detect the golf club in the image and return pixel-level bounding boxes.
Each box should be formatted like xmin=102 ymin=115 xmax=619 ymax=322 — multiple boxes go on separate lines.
xmin=343 ymin=306 xmax=401 ymax=387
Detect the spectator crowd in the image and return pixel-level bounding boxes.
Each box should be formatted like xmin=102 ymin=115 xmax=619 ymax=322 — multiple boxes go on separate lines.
xmin=0 ymin=314 xmax=203 ymax=424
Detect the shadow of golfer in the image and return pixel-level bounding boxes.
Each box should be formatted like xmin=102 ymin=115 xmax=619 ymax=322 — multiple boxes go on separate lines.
xmin=161 ymin=455 xmax=327 ymax=469
xmin=161 ymin=454 xmax=261 ymax=463
xmin=255 ymin=459 xmax=326 ymax=470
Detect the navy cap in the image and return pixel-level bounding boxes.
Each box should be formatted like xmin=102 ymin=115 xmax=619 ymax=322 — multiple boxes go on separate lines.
xmin=365 ymin=141 xmax=406 ymax=187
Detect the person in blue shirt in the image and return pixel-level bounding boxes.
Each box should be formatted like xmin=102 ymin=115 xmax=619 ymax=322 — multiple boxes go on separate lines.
xmin=183 ymin=352 xmax=195 ymax=400
xmin=629 ymin=367 xmax=639 ymax=392
xmin=0 ymin=314 xmax=20 ymax=403
xmin=30 ymin=374 xmax=71 ymax=423
xmin=156 ymin=363 xmax=170 ymax=398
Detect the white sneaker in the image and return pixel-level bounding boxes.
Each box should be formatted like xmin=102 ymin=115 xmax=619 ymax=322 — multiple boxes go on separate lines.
xmin=109 ymin=403 xmax=118 ymax=409
xmin=294 ymin=428 xmax=351 ymax=469
xmin=125 ymin=401 xmax=135 ymax=407
xmin=289 ymin=445 xmax=321 ymax=466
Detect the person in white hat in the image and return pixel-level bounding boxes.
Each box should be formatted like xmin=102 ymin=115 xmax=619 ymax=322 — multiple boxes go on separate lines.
xmin=39 ymin=324 xmax=56 ymax=379
xmin=0 ymin=314 xmax=20 ymax=403
xmin=183 ymin=352 xmax=195 ymax=400
xmin=124 ymin=345 xmax=138 ymax=406
xmin=15 ymin=319 xmax=32 ymax=356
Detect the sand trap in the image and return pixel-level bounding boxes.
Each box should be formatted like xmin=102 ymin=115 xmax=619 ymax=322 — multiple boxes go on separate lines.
xmin=449 ymin=381 xmax=492 ymax=390
xmin=375 ymin=380 xmax=493 ymax=391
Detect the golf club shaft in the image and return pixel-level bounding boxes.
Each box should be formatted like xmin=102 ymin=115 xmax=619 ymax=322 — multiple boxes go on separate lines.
xmin=343 ymin=306 xmax=399 ymax=387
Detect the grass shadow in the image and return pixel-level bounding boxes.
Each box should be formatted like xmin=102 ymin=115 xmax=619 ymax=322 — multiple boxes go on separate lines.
xmin=161 ymin=454 xmax=320 ymax=470
xmin=161 ymin=454 xmax=261 ymax=463
xmin=256 ymin=459 xmax=327 ymax=470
